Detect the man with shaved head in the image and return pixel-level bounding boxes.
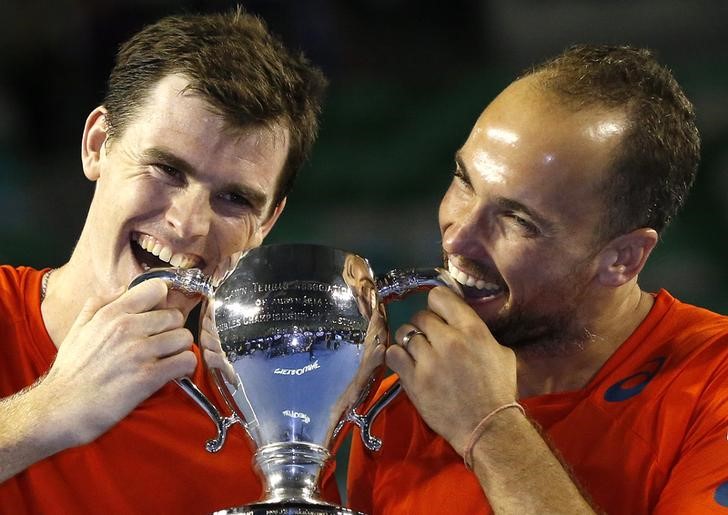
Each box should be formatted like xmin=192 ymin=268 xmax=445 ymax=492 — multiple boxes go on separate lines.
xmin=348 ymin=45 xmax=728 ymax=513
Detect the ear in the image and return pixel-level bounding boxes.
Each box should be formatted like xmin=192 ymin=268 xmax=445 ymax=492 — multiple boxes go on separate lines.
xmin=81 ymin=106 xmax=109 ymax=181
xmin=595 ymin=228 xmax=659 ymax=287
xmin=250 ymin=197 xmax=287 ymax=247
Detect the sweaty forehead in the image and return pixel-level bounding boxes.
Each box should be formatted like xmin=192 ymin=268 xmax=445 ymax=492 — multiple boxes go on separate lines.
xmin=481 ymin=76 xmax=628 ymax=139
xmin=461 ymin=80 xmax=629 ymax=226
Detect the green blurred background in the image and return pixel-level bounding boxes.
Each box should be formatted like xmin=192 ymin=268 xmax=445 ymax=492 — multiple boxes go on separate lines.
xmin=1 ymin=0 xmax=726 ymax=499
xmin=1 ymin=0 xmax=726 ymax=313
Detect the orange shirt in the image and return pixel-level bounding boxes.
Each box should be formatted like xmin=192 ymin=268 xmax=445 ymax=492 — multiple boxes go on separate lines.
xmin=348 ymin=290 xmax=728 ymax=514
xmin=0 ymin=266 xmax=338 ymax=514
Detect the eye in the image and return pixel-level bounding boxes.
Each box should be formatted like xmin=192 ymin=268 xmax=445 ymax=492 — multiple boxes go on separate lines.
xmin=217 ymin=191 xmax=252 ymax=208
xmin=452 ymin=166 xmax=472 ymax=189
xmin=504 ymin=213 xmax=540 ymax=237
xmin=153 ymin=163 xmax=184 ymax=182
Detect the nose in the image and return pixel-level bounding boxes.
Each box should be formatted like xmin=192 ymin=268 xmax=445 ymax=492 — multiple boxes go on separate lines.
xmin=441 ymin=199 xmax=492 ymax=257
xmin=165 ymin=187 xmax=212 ymax=239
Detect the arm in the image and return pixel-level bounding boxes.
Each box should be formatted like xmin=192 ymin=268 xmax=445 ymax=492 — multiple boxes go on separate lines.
xmin=0 ymin=279 xmax=196 ymax=483
xmin=465 ymin=404 xmax=594 ymax=513
xmin=0 ymin=380 xmax=67 ymax=482
xmin=386 ymin=286 xmax=595 ymax=514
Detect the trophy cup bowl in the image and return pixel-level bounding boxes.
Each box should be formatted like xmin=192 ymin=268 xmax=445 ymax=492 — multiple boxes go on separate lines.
xmin=130 ymin=243 xmax=460 ymax=515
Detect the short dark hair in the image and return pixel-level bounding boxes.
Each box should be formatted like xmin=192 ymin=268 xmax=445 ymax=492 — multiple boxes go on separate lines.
xmin=103 ymin=7 xmax=327 ymax=206
xmin=525 ymin=44 xmax=700 ymax=240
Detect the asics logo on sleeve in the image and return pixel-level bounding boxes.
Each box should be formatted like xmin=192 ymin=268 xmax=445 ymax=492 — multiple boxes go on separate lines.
xmin=603 ymin=356 xmax=666 ymax=402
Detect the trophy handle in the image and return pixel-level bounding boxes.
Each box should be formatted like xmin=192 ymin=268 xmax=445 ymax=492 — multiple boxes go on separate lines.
xmin=376 ymin=266 xmax=462 ymax=303
xmin=129 ymin=267 xmax=239 ymax=453
xmin=175 ymin=377 xmax=240 ymax=452
xmin=347 ymin=267 xmax=462 ymax=452
xmin=346 ymin=380 xmax=402 ymax=452
xmin=128 ymin=267 xmax=213 ymax=297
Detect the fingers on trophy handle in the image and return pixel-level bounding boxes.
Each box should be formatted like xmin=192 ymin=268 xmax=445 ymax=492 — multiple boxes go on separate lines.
xmin=130 ymin=269 xmax=236 ymax=451
xmin=348 ymin=380 xmax=403 ymax=452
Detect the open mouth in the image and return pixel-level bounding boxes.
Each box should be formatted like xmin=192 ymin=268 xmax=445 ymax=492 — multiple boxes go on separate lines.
xmin=447 ymin=260 xmax=506 ymax=300
xmin=131 ymin=233 xmax=203 ymax=271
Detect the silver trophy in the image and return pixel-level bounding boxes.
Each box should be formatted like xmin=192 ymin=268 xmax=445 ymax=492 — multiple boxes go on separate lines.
xmin=130 ymin=243 xmax=459 ymax=515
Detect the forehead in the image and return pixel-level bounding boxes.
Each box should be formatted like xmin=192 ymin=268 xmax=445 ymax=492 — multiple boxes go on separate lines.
xmin=461 ymin=77 xmax=628 ymax=223
xmin=121 ymin=74 xmax=289 ymax=193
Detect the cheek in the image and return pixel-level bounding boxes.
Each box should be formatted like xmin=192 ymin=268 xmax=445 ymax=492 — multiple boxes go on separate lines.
xmin=216 ymin=217 xmax=259 ymax=254
xmin=92 ymin=178 xmax=146 ymax=232
xmin=497 ymin=246 xmax=567 ymax=295
xmin=521 ymin=255 xmax=592 ymax=305
xmin=106 ymin=174 xmax=167 ymax=213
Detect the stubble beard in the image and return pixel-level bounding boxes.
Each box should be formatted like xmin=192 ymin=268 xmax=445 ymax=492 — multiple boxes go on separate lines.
xmin=487 ymin=306 xmax=590 ymax=357
xmin=442 ymin=250 xmax=598 ymax=357
xmin=486 ymin=272 xmax=595 ymax=358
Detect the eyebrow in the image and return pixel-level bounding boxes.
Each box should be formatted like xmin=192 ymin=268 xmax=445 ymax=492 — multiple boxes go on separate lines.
xmin=140 ymin=147 xmax=269 ymax=215
xmin=454 ymin=150 xmax=556 ymax=234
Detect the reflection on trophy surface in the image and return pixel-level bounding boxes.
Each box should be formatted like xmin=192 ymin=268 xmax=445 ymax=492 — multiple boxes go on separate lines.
xmin=130 ymin=243 xmax=458 ymax=515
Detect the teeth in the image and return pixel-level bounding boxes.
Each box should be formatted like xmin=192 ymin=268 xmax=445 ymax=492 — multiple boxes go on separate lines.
xmin=159 ymin=247 xmax=173 ymax=262
xmin=133 ymin=233 xmax=198 ymax=269
xmin=448 ymin=261 xmax=501 ymax=292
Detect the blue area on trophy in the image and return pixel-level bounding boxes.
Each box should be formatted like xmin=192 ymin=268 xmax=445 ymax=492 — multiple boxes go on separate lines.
xmin=231 ymin=336 xmax=364 ymax=447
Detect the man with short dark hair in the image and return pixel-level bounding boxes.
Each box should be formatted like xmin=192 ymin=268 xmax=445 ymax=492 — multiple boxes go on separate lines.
xmin=0 ymin=9 xmax=331 ymax=513
xmin=348 ymin=45 xmax=728 ymax=513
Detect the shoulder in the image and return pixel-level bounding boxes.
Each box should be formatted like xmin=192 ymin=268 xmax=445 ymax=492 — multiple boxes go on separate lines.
xmin=0 ymin=265 xmax=45 ymax=335
xmin=0 ymin=265 xmax=38 ymax=289
xmin=646 ymin=290 xmax=728 ymax=362
xmin=0 ymin=264 xmax=22 ymax=289
xmin=0 ymin=265 xmax=32 ymax=310
xmin=616 ymin=290 xmax=728 ymax=409
xmin=656 ymin=289 xmax=728 ymax=333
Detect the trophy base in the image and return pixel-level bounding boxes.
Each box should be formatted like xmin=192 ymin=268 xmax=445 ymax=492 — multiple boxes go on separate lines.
xmin=214 ymin=502 xmax=364 ymax=515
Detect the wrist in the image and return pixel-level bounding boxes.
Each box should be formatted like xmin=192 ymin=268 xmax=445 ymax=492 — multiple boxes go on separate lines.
xmin=462 ymin=402 xmax=526 ymax=470
xmin=27 ymin=377 xmax=85 ymax=452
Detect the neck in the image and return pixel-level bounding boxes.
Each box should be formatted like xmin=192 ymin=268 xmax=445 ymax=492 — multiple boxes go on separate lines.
xmin=40 ymin=264 xmax=87 ymax=349
xmin=40 ymin=245 xmax=200 ymax=349
xmin=516 ymin=282 xmax=654 ymax=398
xmin=40 ymin=238 xmax=104 ymax=349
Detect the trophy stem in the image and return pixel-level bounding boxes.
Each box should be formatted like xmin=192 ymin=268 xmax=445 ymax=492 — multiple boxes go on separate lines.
xmin=255 ymin=442 xmax=331 ymax=505
xmin=214 ymin=442 xmax=364 ymax=515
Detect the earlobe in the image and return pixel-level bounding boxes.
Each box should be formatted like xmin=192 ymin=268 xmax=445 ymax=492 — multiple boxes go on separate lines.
xmin=596 ymin=228 xmax=658 ymax=287
xmin=81 ymin=106 xmax=109 ymax=181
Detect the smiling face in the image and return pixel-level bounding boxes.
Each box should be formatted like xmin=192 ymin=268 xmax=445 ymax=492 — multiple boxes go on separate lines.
xmin=78 ymin=74 xmax=288 ymax=298
xmin=439 ymin=76 xmax=629 ymax=350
